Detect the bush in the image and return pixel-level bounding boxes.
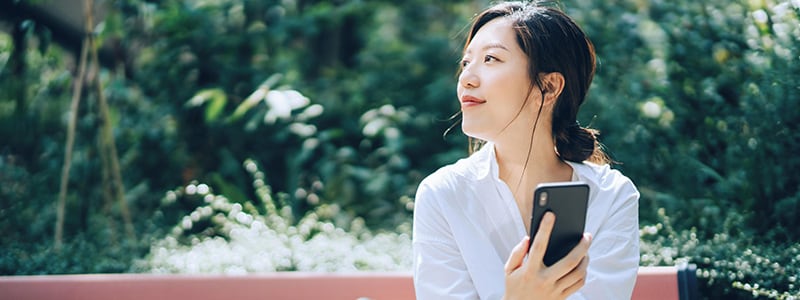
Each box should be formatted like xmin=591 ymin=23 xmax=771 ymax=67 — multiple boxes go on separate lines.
xmin=641 ymin=209 xmax=800 ymax=299
xmin=2 ymin=1 xmax=799 ymax=298
xmin=135 ymin=159 xmax=412 ymax=273
xmin=569 ymin=0 xmax=800 ymax=240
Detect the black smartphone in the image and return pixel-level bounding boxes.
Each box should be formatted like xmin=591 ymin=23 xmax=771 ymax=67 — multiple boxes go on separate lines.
xmin=528 ymin=181 xmax=589 ymax=266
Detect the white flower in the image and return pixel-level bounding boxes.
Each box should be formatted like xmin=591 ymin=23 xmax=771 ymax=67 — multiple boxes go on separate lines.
xmin=641 ymin=100 xmax=662 ymax=119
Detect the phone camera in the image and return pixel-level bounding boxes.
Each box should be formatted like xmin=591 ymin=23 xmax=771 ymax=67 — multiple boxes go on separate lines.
xmin=539 ymin=192 xmax=548 ymax=206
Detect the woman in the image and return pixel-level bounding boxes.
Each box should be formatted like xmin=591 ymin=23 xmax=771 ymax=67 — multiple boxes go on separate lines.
xmin=412 ymin=2 xmax=639 ymax=299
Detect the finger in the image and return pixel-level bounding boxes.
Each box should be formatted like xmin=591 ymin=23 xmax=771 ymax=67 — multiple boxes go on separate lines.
xmin=560 ymin=271 xmax=587 ymax=298
xmin=528 ymin=212 xmax=556 ymax=265
xmin=505 ymin=236 xmax=530 ymax=275
xmin=553 ymin=232 xmax=592 ymax=273
xmin=556 ymin=255 xmax=589 ymax=293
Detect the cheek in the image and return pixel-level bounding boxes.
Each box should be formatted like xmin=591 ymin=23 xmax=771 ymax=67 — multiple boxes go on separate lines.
xmin=510 ymin=79 xmax=536 ymax=109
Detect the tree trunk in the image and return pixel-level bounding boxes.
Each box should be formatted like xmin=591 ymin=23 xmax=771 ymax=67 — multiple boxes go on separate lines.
xmin=54 ymin=19 xmax=91 ymax=252
xmin=87 ymin=0 xmax=136 ymax=242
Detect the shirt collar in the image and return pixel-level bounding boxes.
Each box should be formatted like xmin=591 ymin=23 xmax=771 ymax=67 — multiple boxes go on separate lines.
xmin=469 ymin=143 xmax=588 ymax=182
xmin=464 ymin=142 xmax=495 ymax=181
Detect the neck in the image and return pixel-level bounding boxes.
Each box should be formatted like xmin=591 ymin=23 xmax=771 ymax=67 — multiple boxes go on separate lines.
xmin=493 ymin=127 xmax=573 ymax=232
xmin=493 ymin=126 xmax=571 ymax=193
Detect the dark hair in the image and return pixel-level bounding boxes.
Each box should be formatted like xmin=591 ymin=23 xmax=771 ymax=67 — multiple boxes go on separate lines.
xmin=464 ymin=1 xmax=609 ymax=164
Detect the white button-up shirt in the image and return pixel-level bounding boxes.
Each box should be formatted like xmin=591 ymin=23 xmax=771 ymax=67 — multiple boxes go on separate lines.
xmin=413 ymin=143 xmax=640 ymax=299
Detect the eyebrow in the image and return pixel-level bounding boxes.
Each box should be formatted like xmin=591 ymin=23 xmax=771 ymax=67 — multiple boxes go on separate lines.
xmin=464 ymin=42 xmax=511 ymax=54
xmin=482 ymin=43 xmax=510 ymax=52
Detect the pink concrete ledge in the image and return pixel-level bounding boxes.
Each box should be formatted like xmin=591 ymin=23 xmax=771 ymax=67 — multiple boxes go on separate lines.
xmin=0 ymin=266 xmax=697 ymax=300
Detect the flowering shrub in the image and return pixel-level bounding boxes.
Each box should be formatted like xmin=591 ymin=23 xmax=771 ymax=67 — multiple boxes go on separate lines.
xmin=640 ymin=209 xmax=800 ymax=299
xmin=134 ymin=159 xmax=412 ymax=273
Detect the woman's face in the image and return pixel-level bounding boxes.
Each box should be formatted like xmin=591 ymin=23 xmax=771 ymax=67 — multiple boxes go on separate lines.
xmin=457 ymin=17 xmax=537 ymax=142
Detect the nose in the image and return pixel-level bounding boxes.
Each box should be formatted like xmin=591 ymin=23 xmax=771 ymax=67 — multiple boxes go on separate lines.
xmin=458 ymin=67 xmax=479 ymax=89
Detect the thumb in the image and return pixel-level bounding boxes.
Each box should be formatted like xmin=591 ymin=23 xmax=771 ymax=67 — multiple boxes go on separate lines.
xmin=504 ymin=236 xmax=530 ymax=275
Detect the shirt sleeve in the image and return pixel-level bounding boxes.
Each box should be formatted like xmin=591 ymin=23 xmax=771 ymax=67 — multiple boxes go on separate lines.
xmin=569 ymin=178 xmax=640 ymax=300
xmin=412 ymin=181 xmax=480 ymax=300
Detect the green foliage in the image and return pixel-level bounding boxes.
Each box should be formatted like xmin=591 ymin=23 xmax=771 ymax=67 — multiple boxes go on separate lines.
xmin=1 ymin=0 xmax=799 ymax=298
xmin=571 ymin=1 xmax=800 ymax=298
xmin=570 ymin=0 xmax=800 ymax=241
xmin=118 ymin=0 xmax=473 ymax=230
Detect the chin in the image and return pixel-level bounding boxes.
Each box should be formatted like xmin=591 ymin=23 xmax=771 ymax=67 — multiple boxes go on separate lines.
xmin=461 ymin=123 xmax=492 ymax=141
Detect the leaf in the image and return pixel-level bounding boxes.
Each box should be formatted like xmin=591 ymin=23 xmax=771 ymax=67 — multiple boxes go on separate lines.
xmin=229 ymin=86 xmax=267 ymax=122
xmin=228 ymin=74 xmax=283 ymax=123
xmin=259 ymin=73 xmax=283 ymax=89
xmin=185 ymin=88 xmax=224 ymax=107
xmin=204 ymin=92 xmax=227 ymax=123
xmin=184 ymin=88 xmax=227 ymax=122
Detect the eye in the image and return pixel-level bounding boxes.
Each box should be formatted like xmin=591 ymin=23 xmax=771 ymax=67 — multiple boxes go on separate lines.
xmin=484 ymin=55 xmax=498 ymax=63
xmin=460 ymin=59 xmax=470 ymax=67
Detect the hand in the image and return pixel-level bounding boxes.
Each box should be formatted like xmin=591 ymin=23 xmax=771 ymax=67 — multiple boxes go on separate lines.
xmin=502 ymin=212 xmax=592 ymax=300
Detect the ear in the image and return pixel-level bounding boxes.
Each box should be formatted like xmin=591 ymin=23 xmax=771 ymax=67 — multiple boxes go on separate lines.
xmin=539 ymin=72 xmax=565 ymax=105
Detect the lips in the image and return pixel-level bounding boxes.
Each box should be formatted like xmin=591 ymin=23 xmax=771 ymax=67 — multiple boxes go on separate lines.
xmin=460 ymin=95 xmax=486 ymax=108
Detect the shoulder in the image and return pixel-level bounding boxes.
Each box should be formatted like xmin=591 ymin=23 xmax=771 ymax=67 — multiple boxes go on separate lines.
xmin=412 ymin=153 xmax=483 ymax=242
xmin=570 ymin=161 xmax=638 ymax=195
xmin=415 ymin=147 xmax=489 ymax=213
xmin=569 ymin=161 xmax=640 ymax=215
xmin=416 ymin=156 xmax=474 ymax=200
xmin=417 ymin=146 xmax=490 ymax=196
xmin=571 ymin=162 xmax=640 ymax=256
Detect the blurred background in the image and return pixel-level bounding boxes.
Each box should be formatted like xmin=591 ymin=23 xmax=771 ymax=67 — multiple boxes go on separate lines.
xmin=0 ymin=0 xmax=798 ymax=298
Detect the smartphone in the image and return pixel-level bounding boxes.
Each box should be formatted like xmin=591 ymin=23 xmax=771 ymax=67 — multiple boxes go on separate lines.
xmin=528 ymin=181 xmax=589 ymax=266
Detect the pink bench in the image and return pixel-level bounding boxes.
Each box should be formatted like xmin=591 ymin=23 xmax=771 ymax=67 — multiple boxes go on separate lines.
xmin=0 ymin=265 xmax=697 ymax=300
xmin=633 ymin=264 xmax=698 ymax=300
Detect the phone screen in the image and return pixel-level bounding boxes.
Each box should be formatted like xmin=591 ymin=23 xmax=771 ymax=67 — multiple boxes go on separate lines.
xmin=528 ymin=181 xmax=589 ymax=266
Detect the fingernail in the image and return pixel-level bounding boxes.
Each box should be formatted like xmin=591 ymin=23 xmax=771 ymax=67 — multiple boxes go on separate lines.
xmin=584 ymin=232 xmax=593 ymax=241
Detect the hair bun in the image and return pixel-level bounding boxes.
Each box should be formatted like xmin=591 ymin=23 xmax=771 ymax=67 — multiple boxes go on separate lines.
xmin=555 ymin=124 xmax=598 ymax=162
